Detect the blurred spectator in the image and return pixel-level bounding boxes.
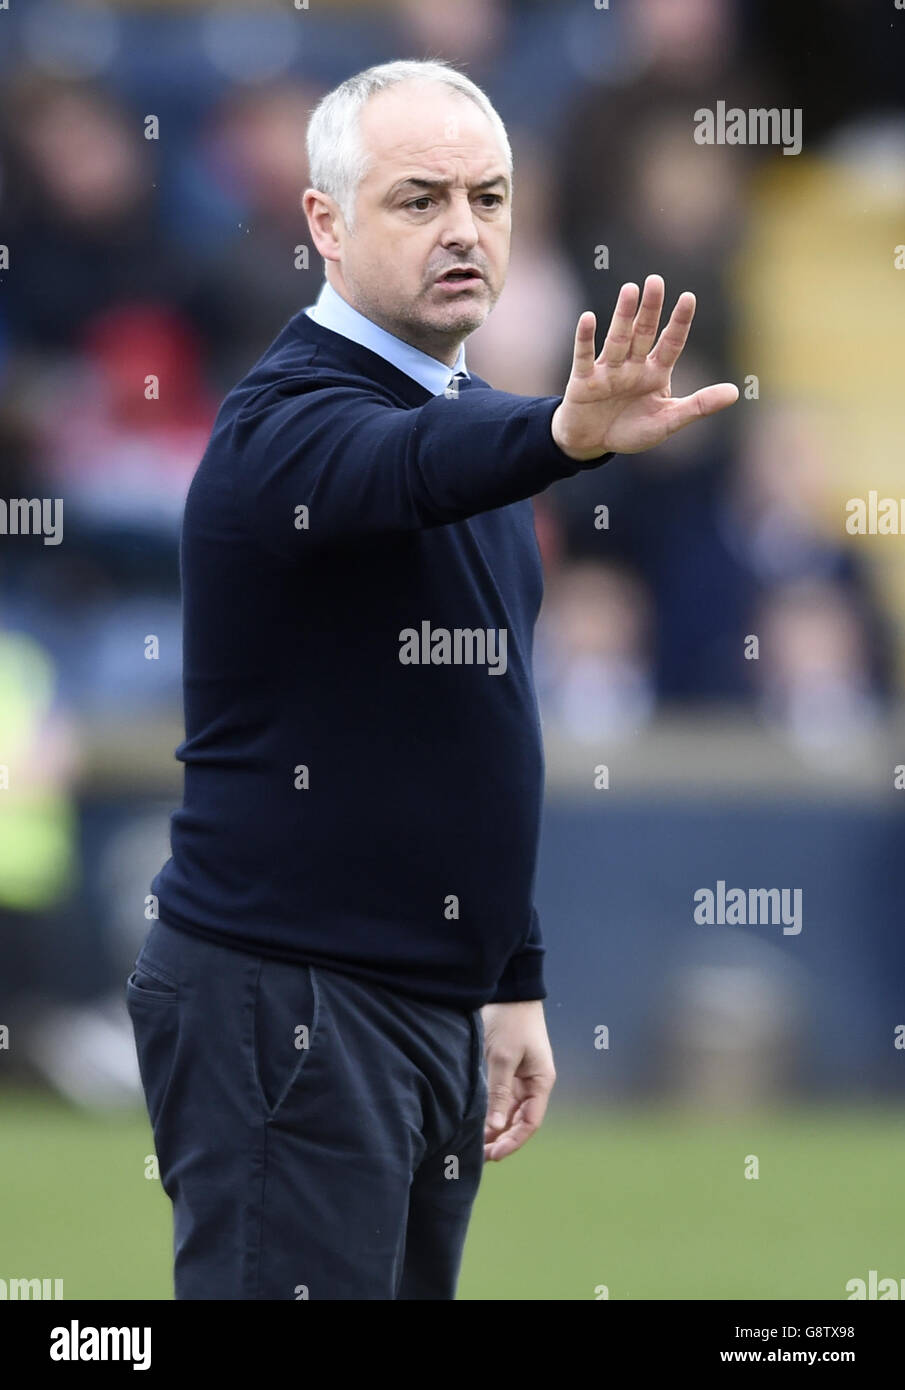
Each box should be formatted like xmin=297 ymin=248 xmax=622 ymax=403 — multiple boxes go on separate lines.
xmin=177 ymin=81 xmax=323 ymax=388
xmin=37 ymin=304 xmax=215 ymax=534
xmin=0 ymin=311 xmax=192 ymax=719
xmin=0 ymin=73 xmax=186 ymax=350
xmin=0 ymin=627 xmax=79 ymax=920
xmin=548 ymin=401 xmax=891 ymax=704
xmin=555 ymin=98 xmax=747 ymax=389
xmin=652 ymin=944 xmax=811 ymax=1108
xmin=392 ymin=0 xmax=508 ymax=70
xmin=536 ymin=561 xmax=655 ymax=741
xmin=753 ymin=579 xmax=884 ymax=762
xmin=0 ymin=620 xmax=106 ymax=1100
xmin=466 ymin=134 xmax=584 ymax=395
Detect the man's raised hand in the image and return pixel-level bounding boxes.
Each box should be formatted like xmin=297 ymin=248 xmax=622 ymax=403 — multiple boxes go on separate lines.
xmin=551 ymin=275 xmax=739 ymax=462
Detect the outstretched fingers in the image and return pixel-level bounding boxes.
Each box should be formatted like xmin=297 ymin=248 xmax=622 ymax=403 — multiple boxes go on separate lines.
xmin=598 ymin=282 xmax=640 ymax=367
xmin=627 ymin=274 xmax=665 ymax=361
xmin=570 ymin=310 xmax=599 ymax=379
xmin=667 ymin=381 xmax=740 ymax=436
xmin=651 ymin=291 xmax=697 ymax=371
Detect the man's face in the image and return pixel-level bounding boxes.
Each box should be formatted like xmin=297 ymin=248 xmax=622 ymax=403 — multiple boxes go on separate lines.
xmin=311 ymin=81 xmax=511 ymax=364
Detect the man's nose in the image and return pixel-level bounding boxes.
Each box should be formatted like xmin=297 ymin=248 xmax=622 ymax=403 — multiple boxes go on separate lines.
xmin=438 ymin=195 xmax=480 ymax=251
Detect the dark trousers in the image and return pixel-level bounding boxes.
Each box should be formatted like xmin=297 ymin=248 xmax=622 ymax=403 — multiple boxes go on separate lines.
xmin=126 ymin=919 xmax=488 ymax=1300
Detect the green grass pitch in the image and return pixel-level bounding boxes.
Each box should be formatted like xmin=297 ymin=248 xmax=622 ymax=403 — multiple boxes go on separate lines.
xmin=1 ymin=1088 xmax=901 ymax=1300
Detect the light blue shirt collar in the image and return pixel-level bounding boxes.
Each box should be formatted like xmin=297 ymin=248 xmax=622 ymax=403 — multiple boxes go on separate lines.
xmin=305 ymin=279 xmax=469 ymax=397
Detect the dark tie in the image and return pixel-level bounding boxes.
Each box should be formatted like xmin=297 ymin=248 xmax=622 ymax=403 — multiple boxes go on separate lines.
xmin=444 ymin=371 xmax=470 ymax=399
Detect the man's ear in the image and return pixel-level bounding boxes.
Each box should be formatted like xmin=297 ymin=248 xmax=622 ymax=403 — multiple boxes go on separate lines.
xmin=303 ymin=189 xmax=343 ymax=263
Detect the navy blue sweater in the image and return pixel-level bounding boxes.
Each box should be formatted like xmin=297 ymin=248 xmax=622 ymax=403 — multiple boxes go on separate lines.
xmin=151 ymin=308 xmax=611 ymax=1010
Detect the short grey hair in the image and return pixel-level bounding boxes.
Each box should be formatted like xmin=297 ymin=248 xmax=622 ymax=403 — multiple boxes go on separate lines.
xmin=306 ymin=59 xmax=513 ymax=231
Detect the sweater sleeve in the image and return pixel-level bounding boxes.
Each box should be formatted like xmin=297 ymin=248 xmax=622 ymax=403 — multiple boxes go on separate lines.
xmin=487 ymin=906 xmax=547 ymax=1004
xmin=230 ymin=380 xmax=613 ymax=560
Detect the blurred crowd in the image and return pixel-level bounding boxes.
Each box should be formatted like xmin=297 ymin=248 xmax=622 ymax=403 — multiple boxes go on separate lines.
xmin=0 ymin=0 xmax=901 ymax=1101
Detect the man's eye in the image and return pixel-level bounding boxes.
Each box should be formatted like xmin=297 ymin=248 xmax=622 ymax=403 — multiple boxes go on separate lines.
xmin=479 ymin=195 xmax=503 ymax=208
xmin=406 ymin=197 xmax=434 ymax=211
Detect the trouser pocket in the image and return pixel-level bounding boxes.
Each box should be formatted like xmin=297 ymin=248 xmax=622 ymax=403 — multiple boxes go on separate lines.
xmin=251 ymin=957 xmax=321 ymax=1120
xmin=126 ymin=960 xmax=181 ymax=1134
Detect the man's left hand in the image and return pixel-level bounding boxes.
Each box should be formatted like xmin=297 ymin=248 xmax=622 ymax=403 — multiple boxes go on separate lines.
xmin=480 ymin=999 xmax=555 ymax=1161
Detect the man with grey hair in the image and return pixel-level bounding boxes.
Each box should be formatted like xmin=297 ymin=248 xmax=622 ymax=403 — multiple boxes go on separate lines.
xmin=129 ymin=58 xmax=737 ymax=1300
